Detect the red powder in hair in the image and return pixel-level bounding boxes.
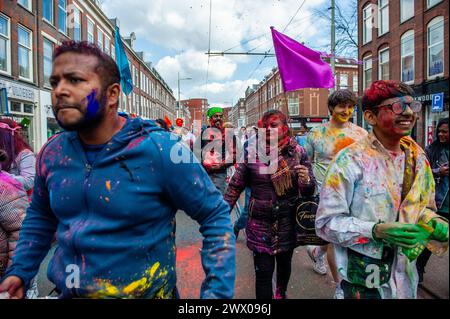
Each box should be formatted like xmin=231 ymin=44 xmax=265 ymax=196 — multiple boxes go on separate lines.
xmin=362 ymin=80 xmax=414 ymax=112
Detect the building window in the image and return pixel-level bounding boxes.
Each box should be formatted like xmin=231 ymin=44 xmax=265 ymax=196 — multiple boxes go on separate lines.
xmin=97 ymin=29 xmax=104 ymax=51
xmin=111 ymin=45 xmax=115 ymax=60
xmin=363 ymin=56 xmax=372 ymax=90
xmin=352 ymin=76 xmax=358 ymax=92
xmin=288 ymin=97 xmax=299 ymax=116
xmin=378 ymin=48 xmax=389 ymax=80
xmin=0 ymin=14 xmax=10 ymax=74
xmin=401 ymin=30 xmax=414 ymax=83
xmin=339 ymin=74 xmax=348 ymax=89
xmin=104 ymin=37 xmax=111 ymax=55
xmin=18 ymin=25 xmax=33 ymax=81
xmin=10 ymin=101 xmax=34 ymax=115
xmin=18 ymin=0 xmax=32 ymax=11
xmin=427 ymin=0 xmax=443 ymax=8
xmin=43 ymin=0 xmax=54 ymax=24
xmin=400 ymin=0 xmax=414 ymax=23
xmin=427 ymin=17 xmax=444 ymax=78
xmin=72 ymin=6 xmax=81 ymax=41
xmin=87 ymin=19 xmax=94 ymax=43
xmin=363 ymin=4 xmax=373 ymax=44
xmin=134 ymin=66 xmax=139 ymax=85
xmin=58 ymin=0 xmax=67 ymax=34
xmin=378 ymin=0 xmax=389 ymax=36
xmin=43 ymin=38 xmax=54 ymax=87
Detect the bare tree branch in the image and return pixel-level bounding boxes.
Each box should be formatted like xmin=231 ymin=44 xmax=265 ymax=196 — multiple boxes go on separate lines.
xmin=313 ymin=0 xmax=358 ymax=58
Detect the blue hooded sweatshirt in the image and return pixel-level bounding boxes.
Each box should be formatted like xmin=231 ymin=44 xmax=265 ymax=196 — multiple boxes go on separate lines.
xmin=4 ymin=116 xmax=235 ymax=298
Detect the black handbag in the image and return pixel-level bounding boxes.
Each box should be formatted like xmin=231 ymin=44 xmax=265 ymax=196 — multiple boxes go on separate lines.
xmin=294 ymin=195 xmax=328 ymax=246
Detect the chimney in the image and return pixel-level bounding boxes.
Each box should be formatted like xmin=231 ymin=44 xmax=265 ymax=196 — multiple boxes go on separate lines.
xmin=124 ymin=32 xmax=136 ymax=49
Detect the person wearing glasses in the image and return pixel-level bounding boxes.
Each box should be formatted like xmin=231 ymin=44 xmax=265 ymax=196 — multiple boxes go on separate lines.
xmin=304 ymin=89 xmax=368 ymax=299
xmin=194 ymin=107 xmax=236 ymax=194
xmin=316 ymin=80 xmax=448 ymax=299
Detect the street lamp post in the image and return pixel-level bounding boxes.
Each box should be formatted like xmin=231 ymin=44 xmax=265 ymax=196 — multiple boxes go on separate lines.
xmin=177 ymin=72 xmax=192 ymax=121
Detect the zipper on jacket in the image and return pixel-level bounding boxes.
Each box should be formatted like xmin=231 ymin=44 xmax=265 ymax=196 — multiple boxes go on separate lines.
xmin=69 ymin=140 xmax=113 ymax=297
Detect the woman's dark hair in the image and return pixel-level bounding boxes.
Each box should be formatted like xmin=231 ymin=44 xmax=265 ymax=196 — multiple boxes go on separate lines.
xmin=362 ymin=80 xmax=415 ymax=112
xmin=259 ymin=109 xmax=288 ymax=126
xmin=427 ymin=117 xmax=449 ymax=166
xmin=155 ymin=118 xmax=169 ymax=131
xmin=328 ymin=89 xmax=357 ymax=113
xmin=0 ymin=118 xmax=33 ymax=171
xmin=53 ymin=40 xmax=120 ymax=92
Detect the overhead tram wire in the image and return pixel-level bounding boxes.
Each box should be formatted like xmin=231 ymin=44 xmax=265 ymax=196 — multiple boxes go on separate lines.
xmin=231 ymin=0 xmax=307 ymax=102
xmin=222 ymin=10 xmax=317 ymax=55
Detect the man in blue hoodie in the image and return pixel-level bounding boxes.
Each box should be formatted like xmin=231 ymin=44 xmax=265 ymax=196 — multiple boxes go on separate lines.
xmin=0 ymin=41 xmax=235 ymax=299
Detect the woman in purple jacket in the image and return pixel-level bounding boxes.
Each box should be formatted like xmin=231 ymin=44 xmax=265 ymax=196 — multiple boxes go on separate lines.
xmin=224 ymin=110 xmax=316 ymax=299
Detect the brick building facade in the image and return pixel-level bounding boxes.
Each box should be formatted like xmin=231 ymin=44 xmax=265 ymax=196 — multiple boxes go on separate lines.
xmin=0 ymin=0 xmax=175 ymax=152
xmin=358 ymin=0 xmax=449 ymax=147
xmin=243 ymin=59 xmax=358 ymax=131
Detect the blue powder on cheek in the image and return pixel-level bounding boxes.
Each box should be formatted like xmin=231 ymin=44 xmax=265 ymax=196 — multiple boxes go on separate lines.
xmin=85 ymin=90 xmax=100 ymax=119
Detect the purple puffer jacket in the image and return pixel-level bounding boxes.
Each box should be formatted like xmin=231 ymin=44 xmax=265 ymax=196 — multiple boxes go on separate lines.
xmin=224 ymin=137 xmax=315 ymax=255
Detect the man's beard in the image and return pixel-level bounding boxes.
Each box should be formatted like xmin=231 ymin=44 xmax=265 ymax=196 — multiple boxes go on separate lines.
xmin=53 ymin=90 xmax=108 ymax=132
xmin=211 ymin=119 xmax=223 ymax=129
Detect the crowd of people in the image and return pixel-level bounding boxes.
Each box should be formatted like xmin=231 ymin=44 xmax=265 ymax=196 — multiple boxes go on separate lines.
xmin=0 ymin=40 xmax=448 ymax=300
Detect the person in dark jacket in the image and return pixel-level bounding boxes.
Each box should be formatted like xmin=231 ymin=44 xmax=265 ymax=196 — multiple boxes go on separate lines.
xmin=0 ymin=41 xmax=235 ymax=299
xmin=194 ymin=107 xmax=237 ymax=194
xmin=224 ymin=110 xmax=316 ymax=299
xmin=417 ymin=117 xmax=449 ymax=282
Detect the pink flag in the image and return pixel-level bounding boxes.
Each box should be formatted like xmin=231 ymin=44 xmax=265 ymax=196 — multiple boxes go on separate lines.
xmin=271 ymin=27 xmax=334 ymax=91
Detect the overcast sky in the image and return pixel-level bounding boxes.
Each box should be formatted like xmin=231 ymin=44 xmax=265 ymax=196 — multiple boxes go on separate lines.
xmin=101 ymin=0 xmax=340 ymax=108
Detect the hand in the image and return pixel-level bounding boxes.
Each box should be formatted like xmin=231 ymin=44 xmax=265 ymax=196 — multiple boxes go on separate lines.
xmin=0 ymin=276 xmax=25 ymax=299
xmin=373 ymin=222 xmax=430 ymax=248
xmin=439 ymin=165 xmax=449 ymax=177
xmin=428 ymin=219 xmax=449 ymax=242
xmin=294 ymin=165 xmax=311 ymax=184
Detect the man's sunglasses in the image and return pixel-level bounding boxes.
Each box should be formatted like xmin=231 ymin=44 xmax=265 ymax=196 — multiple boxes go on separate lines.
xmin=377 ymin=100 xmax=422 ymax=115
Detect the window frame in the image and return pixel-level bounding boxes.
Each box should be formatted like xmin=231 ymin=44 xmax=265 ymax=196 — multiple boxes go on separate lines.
xmin=363 ymin=55 xmax=372 ymax=90
xmin=72 ymin=6 xmax=82 ymax=42
xmin=378 ymin=0 xmax=389 ymax=36
xmin=339 ymin=73 xmax=349 ymax=89
xmin=400 ymin=0 xmax=414 ymax=23
xmin=427 ymin=0 xmax=443 ymax=9
xmin=363 ymin=4 xmax=373 ymax=44
xmin=378 ymin=47 xmax=390 ymax=81
xmin=42 ymin=0 xmax=54 ymax=25
xmin=104 ymin=35 xmax=111 ymax=55
xmin=58 ymin=0 xmax=67 ymax=34
xmin=0 ymin=13 xmax=11 ymax=75
xmin=43 ymin=37 xmax=55 ymax=88
xmin=17 ymin=25 xmax=33 ymax=82
xmin=427 ymin=16 xmax=444 ymax=79
xmin=401 ymin=30 xmax=415 ymax=84
xmin=18 ymin=0 xmax=32 ymax=12
xmin=87 ymin=18 xmax=95 ymax=44
xmin=97 ymin=28 xmax=104 ymax=51
xmin=288 ymin=96 xmax=299 ymax=116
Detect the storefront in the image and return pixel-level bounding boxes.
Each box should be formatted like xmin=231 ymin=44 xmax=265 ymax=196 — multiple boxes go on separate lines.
xmin=0 ymin=78 xmax=39 ymax=151
xmin=289 ymin=116 xmax=329 ymax=133
xmin=413 ymin=79 xmax=449 ymax=148
xmin=39 ymin=89 xmax=62 ymax=150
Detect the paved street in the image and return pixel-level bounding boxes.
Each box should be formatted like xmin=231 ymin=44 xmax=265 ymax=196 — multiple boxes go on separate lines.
xmin=35 ymin=210 xmax=448 ymax=299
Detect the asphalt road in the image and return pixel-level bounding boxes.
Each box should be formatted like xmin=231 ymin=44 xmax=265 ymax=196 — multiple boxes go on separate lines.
xmin=35 ymin=210 xmax=448 ymax=299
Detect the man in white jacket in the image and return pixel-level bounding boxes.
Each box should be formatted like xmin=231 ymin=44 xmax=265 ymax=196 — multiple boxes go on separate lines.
xmin=316 ymin=80 xmax=448 ymax=299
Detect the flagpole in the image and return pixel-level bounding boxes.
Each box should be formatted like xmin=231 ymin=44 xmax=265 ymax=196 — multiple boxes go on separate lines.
xmin=330 ymin=0 xmax=336 ymax=93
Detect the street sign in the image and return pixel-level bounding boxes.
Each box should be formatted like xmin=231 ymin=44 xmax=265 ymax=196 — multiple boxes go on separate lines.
xmin=431 ymin=92 xmax=444 ymax=113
